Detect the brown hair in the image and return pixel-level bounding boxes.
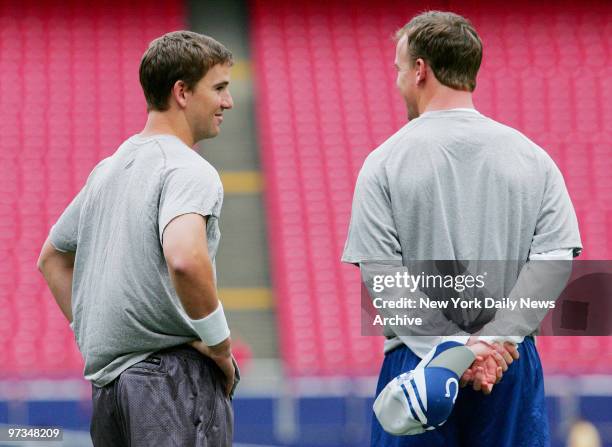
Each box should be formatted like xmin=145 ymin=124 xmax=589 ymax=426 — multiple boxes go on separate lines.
xmin=396 ymin=11 xmax=482 ymax=91
xmin=139 ymin=31 xmax=233 ymax=112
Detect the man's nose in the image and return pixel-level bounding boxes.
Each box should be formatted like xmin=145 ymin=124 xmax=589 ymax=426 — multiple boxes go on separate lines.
xmin=222 ymin=91 xmax=233 ymax=109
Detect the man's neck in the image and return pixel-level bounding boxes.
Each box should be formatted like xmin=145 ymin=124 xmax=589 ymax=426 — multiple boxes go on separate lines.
xmin=420 ymin=87 xmax=475 ymax=115
xmin=140 ymin=111 xmax=195 ymax=148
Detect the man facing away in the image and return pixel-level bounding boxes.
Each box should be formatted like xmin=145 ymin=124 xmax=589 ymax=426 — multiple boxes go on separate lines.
xmin=37 ymin=31 xmax=237 ymax=446
xmin=342 ymin=11 xmax=582 ymax=447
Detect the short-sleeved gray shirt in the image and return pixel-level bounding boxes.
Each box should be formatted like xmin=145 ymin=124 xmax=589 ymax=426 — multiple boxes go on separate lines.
xmin=49 ymin=134 xmax=223 ymax=387
xmin=342 ymin=109 xmax=582 ymax=353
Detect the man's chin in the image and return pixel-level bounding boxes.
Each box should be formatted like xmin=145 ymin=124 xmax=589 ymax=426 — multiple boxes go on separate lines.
xmin=197 ymin=129 xmax=220 ymax=141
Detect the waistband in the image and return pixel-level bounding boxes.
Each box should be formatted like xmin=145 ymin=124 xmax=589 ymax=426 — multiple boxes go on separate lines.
xmin=151 ymin=343 xmax=205 ymax=361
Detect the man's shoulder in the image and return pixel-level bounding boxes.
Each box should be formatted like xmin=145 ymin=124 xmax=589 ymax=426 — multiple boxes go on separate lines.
xmin=81 ymin=155 xmax=114 ymax=186
xmin=166 ymin=147 xmax=217 ymax=171
xmin=371 ymin=113 xmax=458 ymax=153
xmin=483 ymin=118 xmax=556 ymax=166
xmin=361 ymin=118 xmax=435 ymax=173
xmin=152 ymin=137 xmax=220 ymax=178
xmin=363 ymin=122 xmax=417 ymax=166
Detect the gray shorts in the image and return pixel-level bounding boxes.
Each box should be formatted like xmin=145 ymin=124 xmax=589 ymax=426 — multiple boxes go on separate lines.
xmin=90 ymin=345 xmax=233 ymax=447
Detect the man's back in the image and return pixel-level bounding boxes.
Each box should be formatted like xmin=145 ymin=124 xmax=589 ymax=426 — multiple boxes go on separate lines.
xmin=343 ymin=109 xmax=581 ymax=352
xmin=50 ymin=134 xmax=223 ymax=386
xmin=344 ymin=109 xmax=580 ymax=265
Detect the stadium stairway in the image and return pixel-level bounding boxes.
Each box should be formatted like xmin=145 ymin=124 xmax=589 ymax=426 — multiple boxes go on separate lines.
xmin=188 ymin=0 xmax=280 ymax=364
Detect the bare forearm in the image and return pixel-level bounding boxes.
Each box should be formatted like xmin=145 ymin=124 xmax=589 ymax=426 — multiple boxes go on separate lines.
xmin=170 ymin=261 xmax=232 ymax=357
xmin=38 ymin=239 xmax=75 ymax=323
xmin=40 ymin=262 xmax=73 ymax=322
xmin=168 ymin=255 xmax=219 ymax=319
xmin=162 ymin=213 xmax=230 ymax=353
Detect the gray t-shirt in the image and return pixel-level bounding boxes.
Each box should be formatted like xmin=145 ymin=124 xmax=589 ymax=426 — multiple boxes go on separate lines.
xmin=49 ymin=134 xmax=223 ymax=387
xmin=342 ymin=109 xmax=582 ymax=354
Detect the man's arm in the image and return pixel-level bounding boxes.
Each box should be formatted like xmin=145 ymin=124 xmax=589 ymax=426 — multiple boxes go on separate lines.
xmin=37 ymin=238 xmax=75 ymax=323
xmin=39 ymin=184 xmax=87 ymax=322
xmin=459 ymin=249 xmax=574 ymax=390
xmin=162 ymin=213 xmax=235 ymax=396
xmin=477 ymin=250 xmax=574 ymax=341
xmin=163 ymin=213 xmax=220 ymax=318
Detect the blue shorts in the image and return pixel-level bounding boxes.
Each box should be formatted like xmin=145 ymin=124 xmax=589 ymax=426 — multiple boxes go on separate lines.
xmin=371 ymin=337 xmax=550 ymax=447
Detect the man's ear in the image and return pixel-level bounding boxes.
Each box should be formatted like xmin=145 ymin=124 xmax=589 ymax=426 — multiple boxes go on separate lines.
xmin=415 ymin=58 xmax=428 ymax=85
xmin=171 ymin=80 xmax=188 ymax=108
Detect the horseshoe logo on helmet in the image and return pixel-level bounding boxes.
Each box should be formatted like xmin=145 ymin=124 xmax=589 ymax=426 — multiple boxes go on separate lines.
xmin=445 ymin=378 xmax=459 ymax=404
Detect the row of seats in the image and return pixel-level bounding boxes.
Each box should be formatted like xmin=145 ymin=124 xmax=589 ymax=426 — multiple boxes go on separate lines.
xmin=0 ymin=0 xmax=186 ymax=377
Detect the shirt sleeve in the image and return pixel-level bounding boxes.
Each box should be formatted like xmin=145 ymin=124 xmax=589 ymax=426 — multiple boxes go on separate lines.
xmin=530 ymin=159 xmax=582 ymax=257
xmin=158 ymin=165 xmax=223 ymax=245
xmin=342 ymin=158 xmax=402 ymax=264
xmin=529 ymin=248 xmax=574 ymax=260
xmin=49 ymin=187 xmax=86 ymax=253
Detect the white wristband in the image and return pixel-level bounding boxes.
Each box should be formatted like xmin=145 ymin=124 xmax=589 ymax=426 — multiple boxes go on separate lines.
xmin=189 ymin=301 xmax=230 ymax=346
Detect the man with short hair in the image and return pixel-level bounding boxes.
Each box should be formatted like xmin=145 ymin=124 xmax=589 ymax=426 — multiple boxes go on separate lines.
xmin=37 ymin=31 xmax=237 ymax=446
xmin=343 ymin=11 xmax=581 ymax=446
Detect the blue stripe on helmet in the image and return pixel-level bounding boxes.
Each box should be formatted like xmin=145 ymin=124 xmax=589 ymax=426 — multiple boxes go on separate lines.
xmin=409 ymin=376 xmax=427 ymax=419
xmin=409 ymin=377 xmax=437 ymax=429
xmin=400 ymin=383 xmax=421 ymax=423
